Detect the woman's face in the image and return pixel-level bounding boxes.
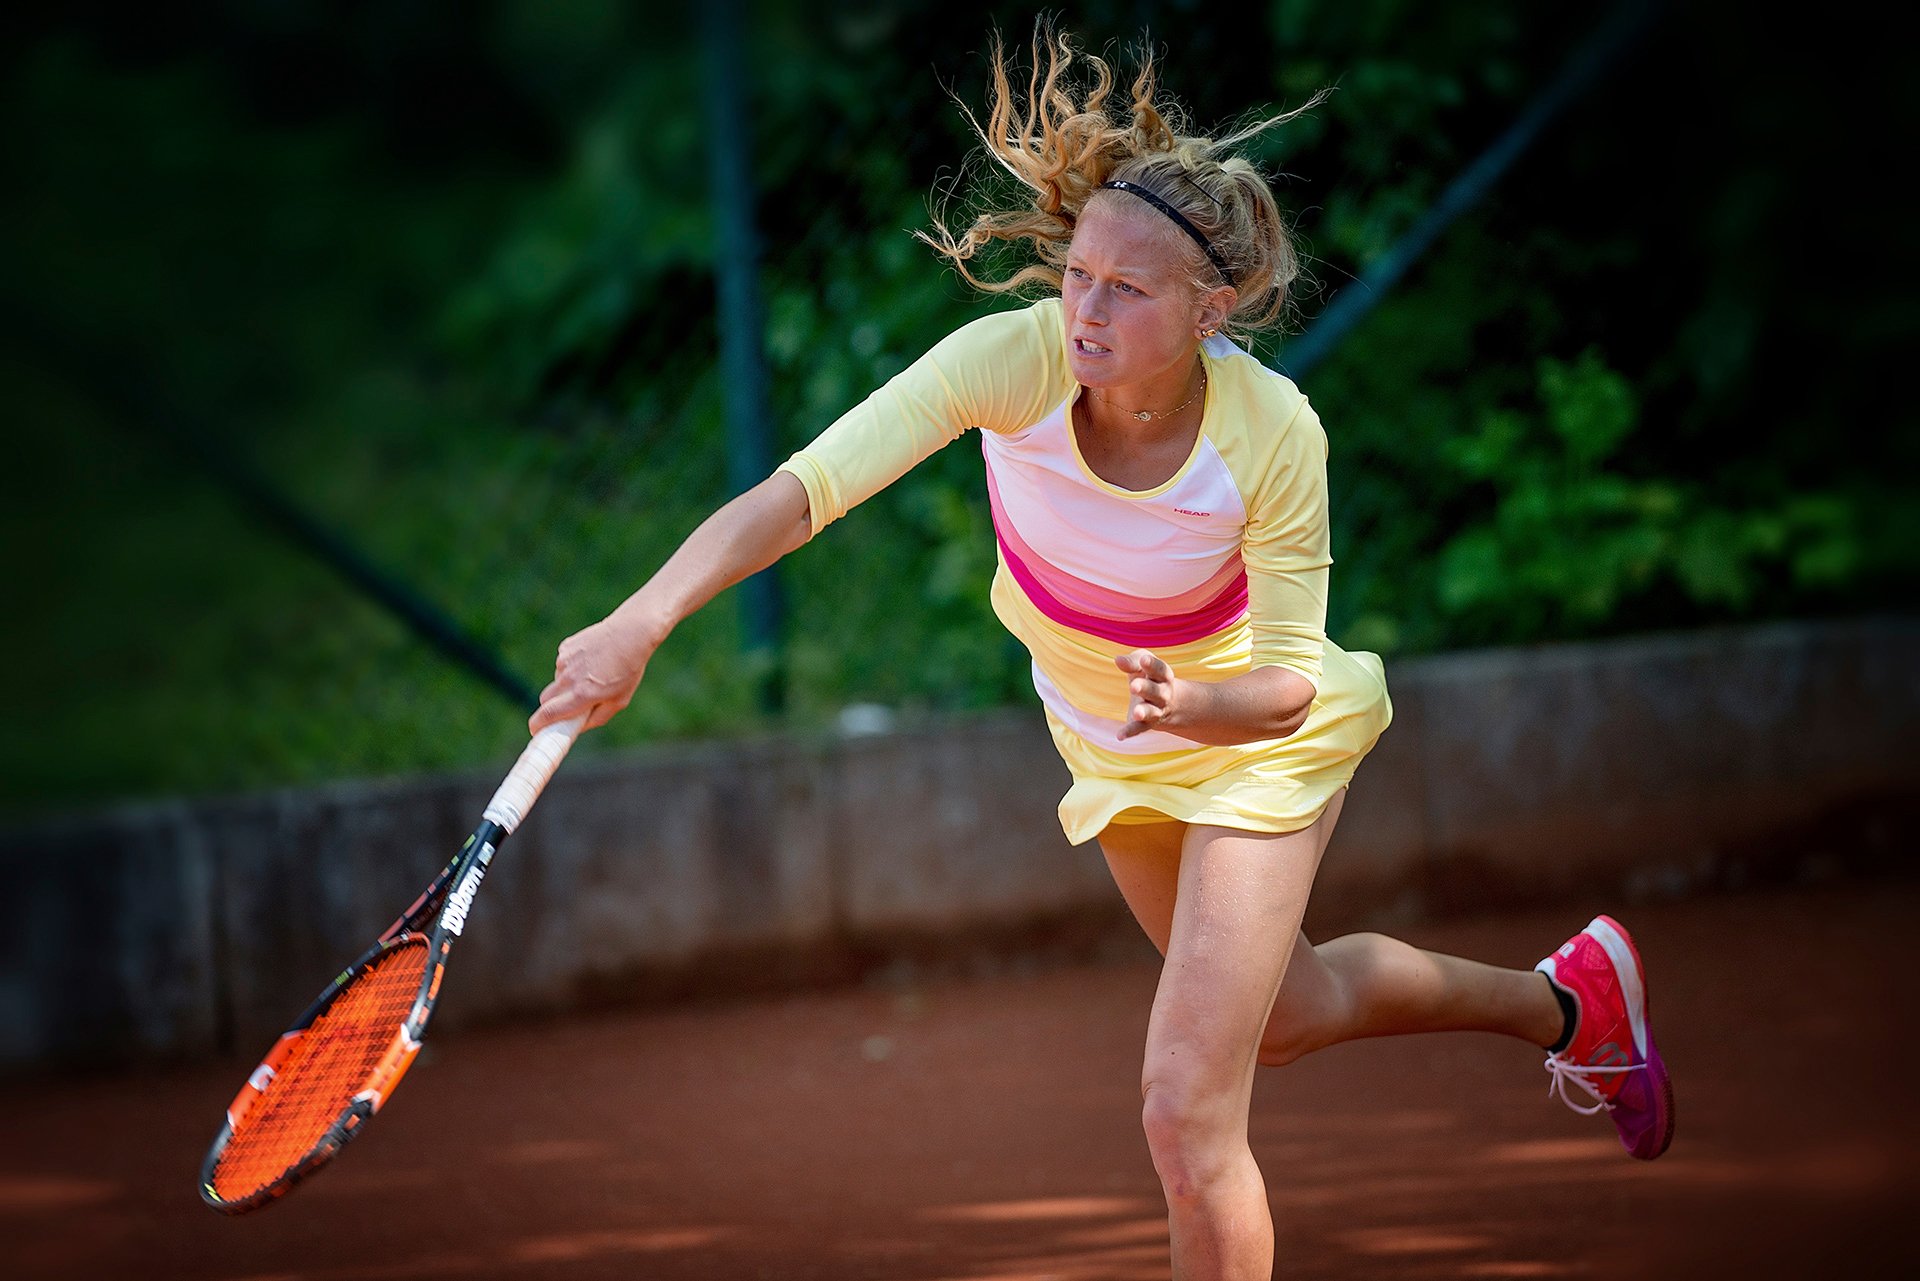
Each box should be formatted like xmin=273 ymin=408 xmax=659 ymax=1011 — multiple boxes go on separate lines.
xmin=1061 ymin=197 xmax=1222 ymax=393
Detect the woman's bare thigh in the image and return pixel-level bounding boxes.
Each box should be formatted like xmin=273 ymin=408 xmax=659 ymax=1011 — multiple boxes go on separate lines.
xmin=1098 ymin=794 xmax=1349 ymax=1048
xmin=1099 ymin=818 xmax=1186 ymax=954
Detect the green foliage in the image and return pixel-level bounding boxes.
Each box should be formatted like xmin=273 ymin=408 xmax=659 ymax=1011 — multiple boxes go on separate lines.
xmin=1429 ymin=348 xmax=1865 ymax=637
xmin=4 ymin=0 xmax=1911 ymax=815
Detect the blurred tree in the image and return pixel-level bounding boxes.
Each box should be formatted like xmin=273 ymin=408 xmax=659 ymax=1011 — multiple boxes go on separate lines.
xmin=2 ymin=0 xmax=1910 ymax=811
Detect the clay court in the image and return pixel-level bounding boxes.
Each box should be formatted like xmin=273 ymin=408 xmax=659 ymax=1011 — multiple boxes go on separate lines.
xmin=5 ymin=873 xmax=1915 ymax=1280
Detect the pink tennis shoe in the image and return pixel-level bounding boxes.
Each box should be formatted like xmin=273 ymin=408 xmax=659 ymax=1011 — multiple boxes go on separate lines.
xmin=1535 ymin=914 xmax=1675 ymax=1160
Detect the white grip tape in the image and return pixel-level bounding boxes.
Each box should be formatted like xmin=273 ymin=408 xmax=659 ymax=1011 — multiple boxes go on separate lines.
xmin=482 ymin=715 xmax=586 ymax=833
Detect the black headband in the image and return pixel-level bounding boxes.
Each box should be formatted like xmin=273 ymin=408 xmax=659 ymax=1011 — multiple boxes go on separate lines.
xmin=1098 ymin=180 xmax=1236 ymax=288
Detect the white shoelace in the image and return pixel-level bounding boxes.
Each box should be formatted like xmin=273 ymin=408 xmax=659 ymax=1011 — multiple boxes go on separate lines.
xmin=1543 ymin=1053 xmax=1645 ymax=1115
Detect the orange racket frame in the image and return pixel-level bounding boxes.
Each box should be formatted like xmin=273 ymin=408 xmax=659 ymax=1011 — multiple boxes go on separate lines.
xmin=200 ymin=717 xmax=582 ymax=1214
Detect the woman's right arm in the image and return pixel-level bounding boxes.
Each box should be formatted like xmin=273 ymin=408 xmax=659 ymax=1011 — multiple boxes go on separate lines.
xmin=528 ymin=470 xmax=813 ymax=733
xmin=531 ymin=303 xmax=1058 ymax=735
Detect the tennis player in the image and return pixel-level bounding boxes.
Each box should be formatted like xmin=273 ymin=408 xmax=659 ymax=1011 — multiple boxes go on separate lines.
xmin=531 ymin=26 xmax=1672 ymax=1277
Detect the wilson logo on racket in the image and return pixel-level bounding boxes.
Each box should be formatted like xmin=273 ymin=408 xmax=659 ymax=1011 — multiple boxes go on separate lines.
xmin=442 ymin=843 xmax=495 ymax=937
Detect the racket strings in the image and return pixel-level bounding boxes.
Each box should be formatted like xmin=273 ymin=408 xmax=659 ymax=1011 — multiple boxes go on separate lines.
xmin=209 ymin=940 xmax=430 ymax=1200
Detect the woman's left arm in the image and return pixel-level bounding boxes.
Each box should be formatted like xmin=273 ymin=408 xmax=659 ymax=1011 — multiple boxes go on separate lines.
xmin=1115 ymin=651 xmax=1314 ymax=744
xmin=1118 ymin=392 xmax=1331 ymax=746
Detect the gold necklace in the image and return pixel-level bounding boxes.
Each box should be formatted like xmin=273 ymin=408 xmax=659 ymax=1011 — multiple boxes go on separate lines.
xmin=1096 ymin=363 xmax=1207 ymax=422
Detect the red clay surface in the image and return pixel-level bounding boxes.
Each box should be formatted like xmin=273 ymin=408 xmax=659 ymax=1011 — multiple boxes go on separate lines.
xmin=5 ymin=876 xmax=1916 ymax=1279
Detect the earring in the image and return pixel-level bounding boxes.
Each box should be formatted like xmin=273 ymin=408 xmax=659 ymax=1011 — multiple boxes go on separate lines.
xmin=1201 ymin=326 xmax=1219 ymax=339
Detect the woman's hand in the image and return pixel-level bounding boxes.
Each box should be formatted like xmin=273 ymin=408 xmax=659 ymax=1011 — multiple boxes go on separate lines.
xmin=1116 ymin=649 xmax=1180 ymax=740
xmin=530 ymin=613 xmax=655 ymax=734
xmin=523 ymin=471 xmax=813 ymax=738
xmin=1114 ymin=650 xmax=1317 ymax=745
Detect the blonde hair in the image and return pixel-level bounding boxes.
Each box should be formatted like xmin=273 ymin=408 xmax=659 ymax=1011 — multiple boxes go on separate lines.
xmin=918 ymin=21 xmax=1328 ymax=337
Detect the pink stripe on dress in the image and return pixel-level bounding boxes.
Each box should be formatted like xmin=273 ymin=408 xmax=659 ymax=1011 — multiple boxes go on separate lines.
xmin=988 ymin=474 xmax=1245 ymax=623
xmin=996 ymin=532 xmax=1248 ymax=646
xmin=983 ymin=465 xmax=1246 ymax=646
xmin=984 ymin=457 xmax=1244 ymax=606
xmin=981 ymin=438 xmax=1249 ymax=646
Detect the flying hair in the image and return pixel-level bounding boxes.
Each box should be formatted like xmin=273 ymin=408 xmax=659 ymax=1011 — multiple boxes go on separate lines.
xmin=917 ymin=20 xmax=1330 ymax=337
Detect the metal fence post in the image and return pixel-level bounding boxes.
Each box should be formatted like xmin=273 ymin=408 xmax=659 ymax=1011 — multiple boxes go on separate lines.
xmin=702 ymin=0 xmax=786 ymax=714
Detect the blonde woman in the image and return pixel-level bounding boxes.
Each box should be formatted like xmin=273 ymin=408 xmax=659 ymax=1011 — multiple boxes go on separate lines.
xmin=532 ymin=26 xmax=1672 ymax=1278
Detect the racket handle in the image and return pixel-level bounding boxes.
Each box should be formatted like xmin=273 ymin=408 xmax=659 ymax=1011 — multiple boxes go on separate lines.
xmin=483 ymin=715 xmax=586 ymax=833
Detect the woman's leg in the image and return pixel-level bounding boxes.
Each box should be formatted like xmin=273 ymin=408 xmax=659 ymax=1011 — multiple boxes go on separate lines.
xmin=1260 ymin=930 xmax=1563 ymax=1066
xmin=1124 ymin=807 xmax=1342 ymax=1279
xmin=1099 ymin=794 xmax=1565 ymax=1073
xmin=1099 ymin=795 xmax=1670 ymax=1227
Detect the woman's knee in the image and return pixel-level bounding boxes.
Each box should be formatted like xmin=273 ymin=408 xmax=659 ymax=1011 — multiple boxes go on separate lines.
xmin=1256 ymin=942 xmax=1355 ymax=1068
xmin=1256 ymin=1023 xmax=1309 ymax=1069
xmin=1257 ymin=1009 xmax=1327 ymax=1068
xmin=1140 ymin=1076 xmax=1245 ymax=1199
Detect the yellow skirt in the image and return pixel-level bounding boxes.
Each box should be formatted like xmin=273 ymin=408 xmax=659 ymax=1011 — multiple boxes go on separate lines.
xmin=1047 ymin=642 xmax=1392 ymax=845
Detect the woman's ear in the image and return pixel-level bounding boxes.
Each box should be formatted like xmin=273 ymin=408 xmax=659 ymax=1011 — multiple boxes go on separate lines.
xmin=1195 ymin=286 xmax=1237 ymax=338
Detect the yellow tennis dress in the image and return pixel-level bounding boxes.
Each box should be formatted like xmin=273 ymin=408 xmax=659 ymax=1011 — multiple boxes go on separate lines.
xmin=778 ymin=298 xmax=1391 ymax=843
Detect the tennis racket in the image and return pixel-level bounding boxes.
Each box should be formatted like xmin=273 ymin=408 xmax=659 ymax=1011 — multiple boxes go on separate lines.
xmin=199 ymin=715 xmax=586 ymax=1214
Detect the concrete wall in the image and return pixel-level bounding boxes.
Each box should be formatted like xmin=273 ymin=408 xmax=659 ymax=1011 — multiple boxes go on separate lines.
xmin=1308 ymin=617 xmax=1919 ymax=930
xmin=4 ymin=617 xmax=1915 ymax=1069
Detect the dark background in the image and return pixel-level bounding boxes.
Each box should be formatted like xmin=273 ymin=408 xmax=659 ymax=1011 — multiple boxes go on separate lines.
xmin=4 ymin=0 xmax=1913 ymax=816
